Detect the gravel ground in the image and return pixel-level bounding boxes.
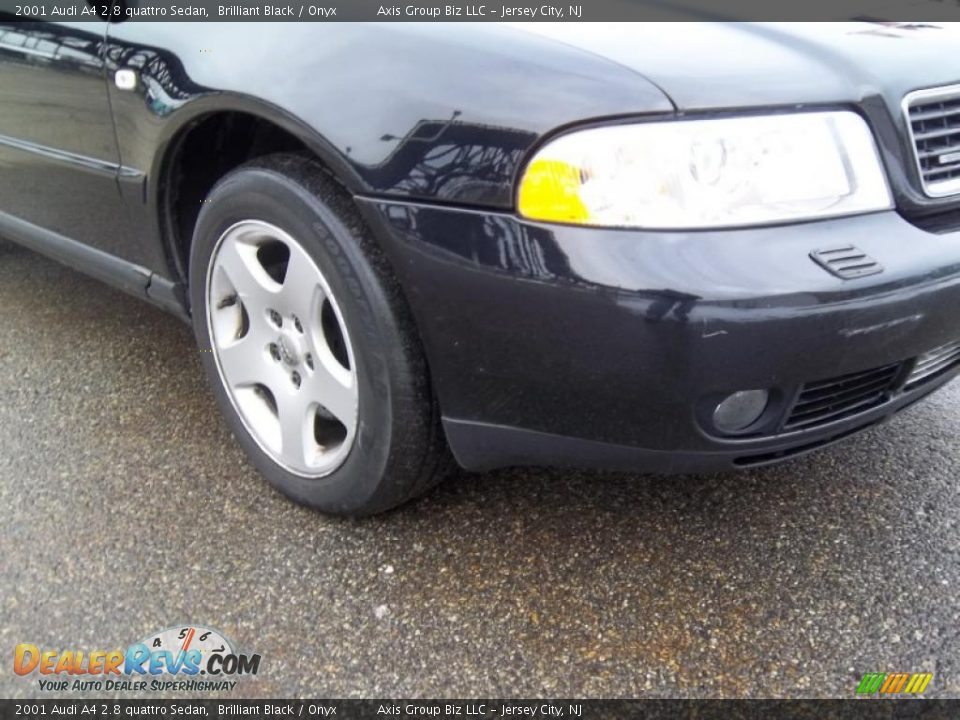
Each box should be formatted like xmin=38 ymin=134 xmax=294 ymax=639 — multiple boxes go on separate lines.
xmin=1 ymin=240 xmax=958 ymax=699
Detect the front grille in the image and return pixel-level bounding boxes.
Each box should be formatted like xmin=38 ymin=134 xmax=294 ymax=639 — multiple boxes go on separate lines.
xmin=905 ymin=85 xmax=960 ymax=198
xmin=906 ymin=340 xmax=960 ymax=389
xmin=784 ymin=363 xmax=901 ymax=431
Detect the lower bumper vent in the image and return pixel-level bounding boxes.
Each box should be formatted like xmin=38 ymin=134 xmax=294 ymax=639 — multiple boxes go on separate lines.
xmin=735 ymin=418 xmax=882 ymax=467
xmin=784 ymin=363 xmax=901 ymax=430
xmin=906 ymin=340 xmax=960 ymax=389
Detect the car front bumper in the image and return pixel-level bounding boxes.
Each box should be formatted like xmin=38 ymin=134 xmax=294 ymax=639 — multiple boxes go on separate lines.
xmin=358 ymin=200 xmax=960 ymax=473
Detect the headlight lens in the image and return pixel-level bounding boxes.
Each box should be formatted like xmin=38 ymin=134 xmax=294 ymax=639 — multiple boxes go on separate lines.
xmin=517 ymin=111 xmax=892 ymax=229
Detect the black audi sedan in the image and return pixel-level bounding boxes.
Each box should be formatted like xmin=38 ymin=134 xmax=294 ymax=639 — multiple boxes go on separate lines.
xmin=1 ymin=20 xmax=959 ymax=514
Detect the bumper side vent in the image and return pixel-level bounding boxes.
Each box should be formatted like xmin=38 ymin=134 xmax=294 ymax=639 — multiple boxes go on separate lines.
xmin=735 ymin=418 xmax=882 ymax=467
xmin=906 ymin=340 xmax=960 ymax=389
xmin=905 ymin=85 xmax=960 ymax=198
xmin=784 ymin=363 xmax=901 ymax=430
xmin=809 ymin=245 xmax=882 ymax=280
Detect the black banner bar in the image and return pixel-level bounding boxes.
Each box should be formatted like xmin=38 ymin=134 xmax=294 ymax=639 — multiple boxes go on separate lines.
xmin=2 ymin=0 xmax=960 ymax=21
xmin=2 ymin=700 xmax=960 ymax=720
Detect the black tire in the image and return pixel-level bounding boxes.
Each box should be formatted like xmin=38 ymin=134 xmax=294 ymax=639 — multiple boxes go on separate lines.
xmin=189 ymin=154 xmax=451 ymax=516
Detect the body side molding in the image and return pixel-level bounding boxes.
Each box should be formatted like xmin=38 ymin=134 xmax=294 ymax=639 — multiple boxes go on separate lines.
xmin=0 ymin=133 xmax=143 ymax=180
xmin=0 ymin=210 xmax=187 ymax=321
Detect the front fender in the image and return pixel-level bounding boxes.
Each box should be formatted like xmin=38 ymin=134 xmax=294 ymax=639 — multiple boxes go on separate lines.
xmin=105 ymin=22 xmax=674 ymax=209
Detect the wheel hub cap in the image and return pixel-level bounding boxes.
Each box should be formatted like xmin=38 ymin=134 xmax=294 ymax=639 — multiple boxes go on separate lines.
xmin=277 ymin=332 xmax=302 ymax=367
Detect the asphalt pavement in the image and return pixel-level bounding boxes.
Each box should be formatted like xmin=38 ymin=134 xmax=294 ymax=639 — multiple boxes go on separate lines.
xmin=1 ymin=238 xmax=958 ymax=699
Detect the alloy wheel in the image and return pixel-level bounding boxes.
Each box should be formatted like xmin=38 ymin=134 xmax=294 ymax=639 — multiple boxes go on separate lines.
xmin=205 ymin=220 xmax=358 ymax=477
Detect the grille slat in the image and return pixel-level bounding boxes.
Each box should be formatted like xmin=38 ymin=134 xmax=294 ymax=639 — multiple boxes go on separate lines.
xmin=912 ymin=126 xmax=960 ymax=142
xmin=910 ymin=355 xmax=960 ymax=384
xmin=910 ymin=103 xmax=960 ymax=122
xmin=791 ymin=375 xmax=900 ymax=416
xmin=914 ymin=350 xmax=960 ymax=373
xmin=905 ymin=85 xmax=960 ymax=198
xmin=924 ymin=165 xmax=960 ymax=180
xmin=784 ymin=363 xmax=900 ymax=431
xmin=914 ymin=345 xmax=960 ymax=371
xmin=803 ymin=364 xmax=900 ymax=393
xmin=906 ymin=341 xmax=960 ymax=388
xmin=786 ymin=396 xmax=889 ymax=430
xmin=918 ymin=143 xmax=960 ymax=160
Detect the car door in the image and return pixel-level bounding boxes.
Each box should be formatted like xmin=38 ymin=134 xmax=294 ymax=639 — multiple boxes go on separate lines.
xmin=0 ymin=19 xmax=138 ymax=266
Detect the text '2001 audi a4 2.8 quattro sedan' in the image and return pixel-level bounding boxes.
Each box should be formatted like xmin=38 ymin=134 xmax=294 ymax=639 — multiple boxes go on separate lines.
xmin=1 ymin=21 xmax=959 ymax=514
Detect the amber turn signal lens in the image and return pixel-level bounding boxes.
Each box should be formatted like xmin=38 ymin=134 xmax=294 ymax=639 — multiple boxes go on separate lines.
xmin=517 ymin=158 xmax=590 ymax=223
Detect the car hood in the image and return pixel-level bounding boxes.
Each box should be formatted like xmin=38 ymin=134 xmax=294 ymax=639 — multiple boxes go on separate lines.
xmin=520 ymin=22 xmax=960 ymax=114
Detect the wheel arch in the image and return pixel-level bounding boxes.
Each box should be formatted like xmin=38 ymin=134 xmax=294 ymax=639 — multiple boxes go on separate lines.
xmin=153 ymin=94 xmax=366 ymax=292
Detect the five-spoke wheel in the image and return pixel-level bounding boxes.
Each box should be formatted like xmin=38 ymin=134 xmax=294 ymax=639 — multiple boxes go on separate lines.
xmin=207 ymin=220 xmax=358 ymax=477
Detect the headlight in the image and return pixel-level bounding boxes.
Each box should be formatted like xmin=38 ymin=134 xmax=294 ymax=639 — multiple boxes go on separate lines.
xmin=517 ymin=111 xmax=892 ymax=229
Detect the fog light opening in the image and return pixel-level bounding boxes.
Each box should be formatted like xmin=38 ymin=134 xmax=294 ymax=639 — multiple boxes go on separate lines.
xmin=713 ymin=389 xmax=770 ymax=434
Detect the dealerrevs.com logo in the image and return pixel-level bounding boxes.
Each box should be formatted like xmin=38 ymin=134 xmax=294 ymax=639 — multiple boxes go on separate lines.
xmin=14 ymin=625 xmax=261 ymax=693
